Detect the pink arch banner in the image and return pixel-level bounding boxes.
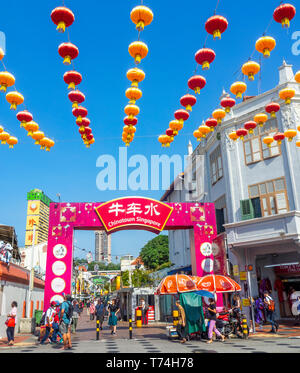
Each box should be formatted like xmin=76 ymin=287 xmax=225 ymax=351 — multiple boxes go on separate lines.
xmin=44 ymin=197 xmax=217 ymax=309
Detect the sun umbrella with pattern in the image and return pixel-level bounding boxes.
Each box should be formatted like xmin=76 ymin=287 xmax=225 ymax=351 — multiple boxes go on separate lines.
xmin=192 ymin=274 xmax=241 ymax=293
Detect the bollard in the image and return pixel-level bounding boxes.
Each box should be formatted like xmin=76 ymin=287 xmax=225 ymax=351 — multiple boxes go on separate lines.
xmin=129 ymin=315 xmax=133 ymax=339
xmin=136 ymin=309 xmax=142 ymax=328
xmin=22 ymin=301 xmax=26 ymax=318
xmin=30 ymin=300 xmax=34 ymax=318
xmin=96 ymin=316 xmax=100 ymax=340
xmin=173 ymin=310 xmax=179 ymax=326
xmin=241 ymin=314 xmax=249 ymax=339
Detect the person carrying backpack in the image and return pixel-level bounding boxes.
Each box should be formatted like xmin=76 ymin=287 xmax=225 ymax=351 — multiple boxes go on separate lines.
xmin=263 ymin=291 xmax=279 ymax=333
xmin=59 ymin=294 xmax=73 ymax=350
xmin=40 ymin=302 xmax=56 ymax=345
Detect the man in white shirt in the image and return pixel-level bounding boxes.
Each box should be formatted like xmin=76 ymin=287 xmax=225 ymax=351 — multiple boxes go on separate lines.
xmin=40 ymin=302 xmax=56 ymax=344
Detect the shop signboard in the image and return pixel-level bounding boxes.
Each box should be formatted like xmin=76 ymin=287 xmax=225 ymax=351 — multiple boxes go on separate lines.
xmin=242 ymin=298 xmax=250 ymax=307
xmin=95 ymin=197 xmax=173 ymax=234
xmin=240 ymin=271 xmax=247 ymax=281
xmin=274 ymin=264 xmax=300 ymax=275
xmin=233 ymin=265 xmax=239 ymax=277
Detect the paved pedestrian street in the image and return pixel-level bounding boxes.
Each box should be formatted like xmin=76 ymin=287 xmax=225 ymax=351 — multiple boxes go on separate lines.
xmin=0 ymin=313 xmax=300 ymax=353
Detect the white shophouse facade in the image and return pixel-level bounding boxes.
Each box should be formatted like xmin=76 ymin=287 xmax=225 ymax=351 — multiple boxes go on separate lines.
xmin=161 ymin=62 xmax=300 ymax=320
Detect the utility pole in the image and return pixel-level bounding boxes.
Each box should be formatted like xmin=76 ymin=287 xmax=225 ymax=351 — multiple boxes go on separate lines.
xmin=26 ymin=224 xmax=36 ymax=318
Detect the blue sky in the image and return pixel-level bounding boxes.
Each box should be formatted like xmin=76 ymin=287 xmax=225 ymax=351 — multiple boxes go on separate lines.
xmin=0 ymin=0 xmax=299 ymax=261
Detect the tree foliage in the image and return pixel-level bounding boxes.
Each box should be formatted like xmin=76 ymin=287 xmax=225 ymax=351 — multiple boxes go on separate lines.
xmin=73 ymin=258 xmax=120 ymax=272
xmin=139 ymin=235 xmax=169 ymax=270
xmin=121 ymin=269 xmax=154 ymax=288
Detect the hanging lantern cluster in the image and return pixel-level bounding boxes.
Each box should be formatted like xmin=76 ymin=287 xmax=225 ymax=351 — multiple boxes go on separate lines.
xmin=168 ymin=11 xmax=229 ymax=147
xmin=0 ymin=125 xmax=18 ymax=149
xmin=122 ymin=4 xmax=153 ymax=147
xmin=51 ymin=5 xmax=94 ymax=148
xmin=213 ymin=2 xmax=297 ymax=150
xmin=0 ymin=46 xmax=54 ymax=151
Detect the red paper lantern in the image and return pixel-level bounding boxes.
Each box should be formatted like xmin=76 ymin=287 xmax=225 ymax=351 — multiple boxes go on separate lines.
xmin=244 ymin=121 xmax=257 ymax=134
xmin=68 ymin=90 xmax=85 ymax=108
xmin=195 ymin=48 xmax=216 ymax=70
xmin=124 ymin=116 xmax=138 ymax=126
xmin=58 ymin=42 xmax=79 ymax=65
xmin=64 ymin=71 xmax=82 ymax=90
xmin=81 ymin=126 xmax=92 ymax=137
xmin=265 ymin=102 xmax=280 ymax=118
xmin=220 ymin=97 xmax=236 ymax=113
xmin=76 ymin=117 xmax=90 ymax=132
xmin=188 ymin=75 xmax=206 ymax=94
xmin=205 ymin=15 xmax=228 ymax=39
xmin=236 ymin=128 xmax=248 ymax=140
xmin=180 ymin=94 xmax=197 ymax=112
xmin=174 ymin=109 xmax=190 ymax=124
xmin=73 ymin=106 xmax=88 ymax=123
xmin=205 ymin=118 xmax=218 ymax=131
xmin=166 ymin=128 xmax=174 ymax=138
xmin=273 ymin=132 xmax=285 ymax=144
xmin=16 ymin=110 xmax=33 ymax=128
xmin=51 ymin=6 xmax=75 ymax=33
xmin=273 ymin=3 xmax=296 ymax=28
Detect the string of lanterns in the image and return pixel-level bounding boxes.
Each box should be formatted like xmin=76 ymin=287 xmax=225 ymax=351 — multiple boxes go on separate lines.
xmin=193 ymin=2 xmax=298 ymax=151
xmin=50 ymin=4 xmax=94 ymax=148
xmin=122 ymin=3 xmax=153 ymax=147
xmin=160 ymin=2 xmax=228 ymax=147
xmin=0 ymin=48 xmax=54 ymax=151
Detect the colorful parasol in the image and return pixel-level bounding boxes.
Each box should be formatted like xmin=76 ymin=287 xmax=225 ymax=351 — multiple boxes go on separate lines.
xmin=192 ymin=274 xmax=241 ymax=293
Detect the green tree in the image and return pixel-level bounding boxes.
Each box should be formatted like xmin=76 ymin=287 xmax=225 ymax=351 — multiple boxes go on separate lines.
xmin=140 ymin=235 xmax=169 ymax=270
xmin=121 ymin=269 xmax=154 ymax=288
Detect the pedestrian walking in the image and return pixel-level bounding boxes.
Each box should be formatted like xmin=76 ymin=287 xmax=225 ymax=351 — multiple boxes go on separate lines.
xmin=206 ymin=298 xmax=225 ymax=344
xmin=90 ymin=300 xmax=95 ymax=321
xmin=51 ymin=301 xmax=63 ymax=344
xmin=254 ymin=296 xmax=264 ymax=330
xmin=263 ymin=291 xmax=279 ymax=333
xmin=59 ymin=294 xmax=73 ymax=350
xmin=40 ymin=301 xmax=56 ymax=344
xmin=175 ymin=299 xmax=187 ymax=343
xmin=86 ymin=299 xmax=90 ymax=316
xmin=6 ymin=301 xmax=17 ymax=346
xmin=71 ymin=299 xmax=80 ymax=333
xmin=95 ymin=299 xmax=106 ymax=330
xmin=107 ymin=299 xmax=120 ymax=335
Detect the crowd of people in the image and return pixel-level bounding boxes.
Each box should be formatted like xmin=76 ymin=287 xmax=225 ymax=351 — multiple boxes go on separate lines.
xmin=175 ymin=291 xmax=280 ymax=344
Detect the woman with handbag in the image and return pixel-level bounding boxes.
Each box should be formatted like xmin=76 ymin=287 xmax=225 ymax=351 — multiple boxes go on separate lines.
xmin=6 ymin=301 xmax=17 ymax=346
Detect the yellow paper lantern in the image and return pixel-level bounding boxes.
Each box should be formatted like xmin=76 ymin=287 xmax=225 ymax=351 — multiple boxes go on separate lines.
xmin=128 ymin=41 xmax=148 ymax=64
xmin=279 ymin=88 xmax=295 ymax=105
xmin=242 ymin=61 xmax=260 ymax=81
xmin=230 ymin=81 xmax=247 ymax=99
xmin=130 ymin=6 xmax=153 ymax=31
xmin=255 ymin=36 xmax=276 ymax=58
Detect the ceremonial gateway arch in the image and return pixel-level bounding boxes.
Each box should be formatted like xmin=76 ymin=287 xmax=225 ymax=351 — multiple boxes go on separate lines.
xmin=44 ymin=197 xmax=217 ymax=308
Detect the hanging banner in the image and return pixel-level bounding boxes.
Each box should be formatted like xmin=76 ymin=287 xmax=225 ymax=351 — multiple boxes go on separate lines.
xmin=95 ymin=197 xmax=173 ymax=234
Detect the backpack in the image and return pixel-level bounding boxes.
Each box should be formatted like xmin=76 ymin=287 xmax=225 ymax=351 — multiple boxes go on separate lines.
xmin=267 ymin=299 xmax=275 ymax=312
xmin=65 ymin=301 xmax=74 ymax=320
